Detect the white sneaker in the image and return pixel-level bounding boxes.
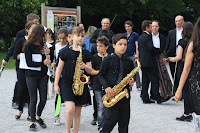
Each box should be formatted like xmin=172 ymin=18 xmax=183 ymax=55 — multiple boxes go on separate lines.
xmin=54 ymin=117 xmax=61 ymax=126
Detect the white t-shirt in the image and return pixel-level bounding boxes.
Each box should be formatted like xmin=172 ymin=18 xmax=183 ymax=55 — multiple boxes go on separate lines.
xmin=55 ymin=43 xmax=66 ymax=59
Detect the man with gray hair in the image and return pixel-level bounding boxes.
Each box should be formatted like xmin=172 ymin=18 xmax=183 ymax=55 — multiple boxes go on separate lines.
xmin=90 ymin=18 xmax=114 ymax=43
xmin=166 ymin=15 xmax=184 ymax=93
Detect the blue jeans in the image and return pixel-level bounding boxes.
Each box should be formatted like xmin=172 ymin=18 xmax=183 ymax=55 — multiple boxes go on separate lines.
xmin=94 ymin=90 xmax=105 ymax=129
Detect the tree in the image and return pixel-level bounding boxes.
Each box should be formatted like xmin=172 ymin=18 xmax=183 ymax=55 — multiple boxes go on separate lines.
xmin=0 ymin=0 xmax=47 ymax=49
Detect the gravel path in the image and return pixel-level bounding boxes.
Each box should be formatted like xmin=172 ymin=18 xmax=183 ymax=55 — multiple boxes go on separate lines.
xmin=0 ymin=69 xmax=195 ymax=133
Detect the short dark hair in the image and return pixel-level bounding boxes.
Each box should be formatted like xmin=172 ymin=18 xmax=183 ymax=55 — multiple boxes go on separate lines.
xmin=25 ymin=21 xmax=38 ymax=35
xmin=112 ymin=33 xmax=128 ymax=44
xmin=99 ymin=30 xmax=110 ymax=39
xmin=141 ymin=20 xmax=152 ymax=31
xmin=46 ymin=28 xmax=56 ymax=42
xmin=25 ymin=21 xmax=38 ymax=30
xmin=58 ymin=28 xmax=68 ymax=36
xmin=96 ymin=36 xmax=109 ymax=47
xmin=67 ymin=28 xmax=73 ymax=35
xmin=124 ymin=20 xmax=133 ymax=27
xmin=26 ymin=13 xmax=40 ymax=22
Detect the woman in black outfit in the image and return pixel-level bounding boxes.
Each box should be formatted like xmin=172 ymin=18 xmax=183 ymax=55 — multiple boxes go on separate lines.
xmin=24 ymin=25 xmax=51 ymax=131
xmin=166 ymin=22 xmax=194 ymax=121
xmin=14 ymin=21 xmax=38 ymax=120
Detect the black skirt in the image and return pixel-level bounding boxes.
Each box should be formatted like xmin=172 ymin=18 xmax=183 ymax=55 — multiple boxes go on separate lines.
xmin=60 ymin=80 xmax=91 ymax=107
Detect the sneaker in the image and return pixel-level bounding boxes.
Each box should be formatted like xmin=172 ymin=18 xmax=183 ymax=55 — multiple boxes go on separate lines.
xmin=36 ymin=118 xmax=47 ymax=128
xmin=91 ymin=118 xmax=97 ymax=125
xmin=29 ymin=123 xmax=37 ymax=131
xmin=54 ymin=117 xmax=61 ymax=126
xmin=176 ymin=115 xmax=193 ymax=122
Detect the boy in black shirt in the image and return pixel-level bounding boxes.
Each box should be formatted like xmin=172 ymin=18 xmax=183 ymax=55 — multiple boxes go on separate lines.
xmin=98 ymin=33 xmax=135 ymax=133
xmin=90 ymin=36 xmax=109 ymax=128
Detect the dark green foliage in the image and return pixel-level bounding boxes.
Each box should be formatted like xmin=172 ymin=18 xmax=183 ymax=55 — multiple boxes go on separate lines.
xmin=0 ymin=0 xmax=200 ymax=50
xmin=0 ymin=0 xmax=47 ymax=49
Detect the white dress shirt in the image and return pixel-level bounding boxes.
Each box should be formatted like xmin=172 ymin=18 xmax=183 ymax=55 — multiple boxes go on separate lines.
xmin=152 ymin=33 xmax=160 ymax=48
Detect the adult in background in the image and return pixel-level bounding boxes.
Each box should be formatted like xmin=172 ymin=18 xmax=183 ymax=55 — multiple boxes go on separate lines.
xmin=166 ymin=15 xmax=184 ymax=92
xmin=124 ymin=20 xmax=142 ymax=91
xmin=83 ymin=26 xmax=97 ymax=52
xmin=90 ymin=18 xmax=114 ymax=44
xmin=138 ymin=20 xmax=156 ymax=104
xmin=147 ymin=20 xmax=166 ymax=104
xmin=77 ymin=22 xmax=84 ymax=30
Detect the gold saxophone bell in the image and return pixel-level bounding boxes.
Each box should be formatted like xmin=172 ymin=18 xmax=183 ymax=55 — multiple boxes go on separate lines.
xmin=80 ymin=75 xmax=89 ymax=83
xmin=102 ymin=60 xmax=141 ymax=108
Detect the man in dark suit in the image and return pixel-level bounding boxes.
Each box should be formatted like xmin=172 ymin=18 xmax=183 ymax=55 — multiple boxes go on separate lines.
xmin=166 ymin=15 xmax=184 ymax=86
xmin=138 ymin=20 xmax=156 ymax=104
xmin=147 ymin=20 xmax=166 ymax=103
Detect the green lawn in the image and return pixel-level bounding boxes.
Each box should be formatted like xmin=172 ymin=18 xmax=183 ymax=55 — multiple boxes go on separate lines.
xmin=0 ymin=52 xmax=15 ymax=69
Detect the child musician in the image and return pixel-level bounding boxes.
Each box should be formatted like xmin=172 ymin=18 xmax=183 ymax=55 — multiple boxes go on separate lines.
xmin=54 ymin=27 xmax=92 ymax=133
xmin=90 ymin=36 xmax=109 ymax=129
xmin=14 ymin=21 xmax=38 ymax=120
xmin=98 ymin=33 xmax=135 ymax=133
xmin=24 ymin=25 xmax=51 ymax=131
xmin=50 ymin=27 xmax=68 ymax=126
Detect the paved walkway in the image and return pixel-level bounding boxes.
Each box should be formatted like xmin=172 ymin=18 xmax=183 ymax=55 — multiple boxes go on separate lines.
xmin=0 ymin=69 xmax=195 ymax=133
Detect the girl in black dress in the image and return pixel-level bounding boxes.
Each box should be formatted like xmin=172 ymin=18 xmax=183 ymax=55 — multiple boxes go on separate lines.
xmin=175 ymin=17 xmax=200 ymax=132
xmin=54 ymin=27 xmax=91 ymax=133
xmin=24 ymin=25 xmax=51 ymax=131
xmin=14 ymin=21 xmax=38 ymax=120
xmin=167 ymin=22 xmax=194 ymax=121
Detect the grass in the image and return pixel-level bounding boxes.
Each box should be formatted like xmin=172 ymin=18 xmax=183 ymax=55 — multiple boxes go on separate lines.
xmin=0 ymin=52 xmax=15 ymax=69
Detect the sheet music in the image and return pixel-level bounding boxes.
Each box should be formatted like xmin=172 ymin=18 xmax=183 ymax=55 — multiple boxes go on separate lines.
xmin=19 ymin=53 xmax=42 ymax=71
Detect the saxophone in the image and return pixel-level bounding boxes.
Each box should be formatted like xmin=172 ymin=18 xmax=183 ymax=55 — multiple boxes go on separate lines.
xmin=102 ymin=60 xmax=141 ymax=108
xmin=72 ymin=45 xmax=89 ymax=96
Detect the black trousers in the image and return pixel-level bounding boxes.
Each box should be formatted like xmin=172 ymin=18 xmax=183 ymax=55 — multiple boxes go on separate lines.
xmin=141 ymin=67 xmax=160 ymax=101
xmin=12 ymin=81 xmax=18 ymax=103
xmin=176 ymin=62 xmax=194 ymax=114
xmin=26 ymin=75 xmax=48 ymax=122
xmin=17 ymin=69 xmax=30 ymax=114
xmin=100 ymin=98 xmax=130 ymax=133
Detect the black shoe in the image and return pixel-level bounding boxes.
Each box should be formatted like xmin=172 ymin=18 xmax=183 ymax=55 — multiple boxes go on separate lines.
xmin=91 ymin=118 xmax=97 ymax=125
xmin=36 ymin=118 xmax=47 ymax=128
xmin=143 ymin=99 xmax=155 ymax=104
xmin=12 ymin=102 xmax=19 ymax=109
xmin=15 ymin=111 xmax=23 ymax=119
xmin=15 ymin=115 xmax=21 ymax=119
xmin=156 ymin=98 xmax=167 ymax=104
xmin=29 ymin=123 xmax=37 ymax=131
xmin=176 ymin=115 xmax=193 ymax=122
